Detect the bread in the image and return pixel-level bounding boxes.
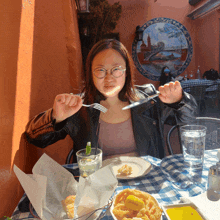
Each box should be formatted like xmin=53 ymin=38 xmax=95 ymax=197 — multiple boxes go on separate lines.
xmin=62 ymin=195 xmax=76 ymax=219
xmin=117 ymin=164 xmax=132 ymax=176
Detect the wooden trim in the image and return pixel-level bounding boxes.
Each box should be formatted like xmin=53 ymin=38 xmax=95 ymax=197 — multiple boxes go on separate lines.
xmin=187 ymin=0 xmax=220 ymax=20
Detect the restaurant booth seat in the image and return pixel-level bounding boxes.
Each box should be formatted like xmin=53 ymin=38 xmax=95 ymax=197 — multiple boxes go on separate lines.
xmin=167 ymin=117 xmax=220 ymax=154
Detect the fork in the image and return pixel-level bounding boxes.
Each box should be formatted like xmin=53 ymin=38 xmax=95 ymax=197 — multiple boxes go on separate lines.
xmin=57 ymin=94 xmax=108 ymax=113
xmin=139 ymin=89 xmax=160 ymax=98
xmin=122 ymin=90 xmax=160 ymax=110
xmin=82 ymin=103 xmax=108 ymax=113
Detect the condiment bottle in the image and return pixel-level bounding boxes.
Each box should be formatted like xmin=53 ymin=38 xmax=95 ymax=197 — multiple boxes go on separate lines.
xmin=208 ymin=149 xmax=220 ymax=194
xmin=197 ymin=65 xmax=201 ymax=79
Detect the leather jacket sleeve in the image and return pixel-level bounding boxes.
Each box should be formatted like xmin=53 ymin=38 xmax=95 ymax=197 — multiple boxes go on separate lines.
xmin=135 ymin=83 xmax=198 ymax=125
xmin=25 ymin=108 xmax=69 ymax=148
xmin=160 ymin=90 xmax=198 ymax=125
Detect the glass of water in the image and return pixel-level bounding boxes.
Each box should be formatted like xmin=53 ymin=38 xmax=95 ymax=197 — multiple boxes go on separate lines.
xmin=180 ymin=125 xmax=207 ymax=186
xmin=76 ymin=148 xmax=102 ymax=178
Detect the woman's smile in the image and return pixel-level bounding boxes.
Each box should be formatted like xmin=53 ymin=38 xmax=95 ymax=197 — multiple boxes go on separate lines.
xmin=104 ymin=85 xmax=115 ymax=89
xmin=105 ymin=85 xmax=121 ymax=96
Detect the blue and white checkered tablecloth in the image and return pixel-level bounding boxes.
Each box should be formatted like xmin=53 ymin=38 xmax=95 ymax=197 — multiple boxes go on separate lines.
xmin=181 ymin=79 xmax=220 ymax=92
xmin=11 ymin=149 xmax=219 ymax=220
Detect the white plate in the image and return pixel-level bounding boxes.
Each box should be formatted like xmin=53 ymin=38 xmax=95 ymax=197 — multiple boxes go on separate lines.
xmin=102 ymin=156 xmax=151 ymax=179
xmin=110 ymin=190 xmax=162 ymax=220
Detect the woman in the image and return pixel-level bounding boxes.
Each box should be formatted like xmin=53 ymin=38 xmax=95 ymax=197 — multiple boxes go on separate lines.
xmin=25 ymin=39 xmax=197 ymax=162
xmin=159 ymin=66 xmax=172 ymax=86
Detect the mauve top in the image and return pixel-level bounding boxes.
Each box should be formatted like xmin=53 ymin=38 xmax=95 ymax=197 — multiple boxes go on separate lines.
xmin=98 ymin=117 xmax=138 ymax=160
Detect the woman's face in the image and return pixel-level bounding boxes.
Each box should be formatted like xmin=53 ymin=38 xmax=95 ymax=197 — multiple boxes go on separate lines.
xmin=92 ymin=49 xmax=126 ymax=98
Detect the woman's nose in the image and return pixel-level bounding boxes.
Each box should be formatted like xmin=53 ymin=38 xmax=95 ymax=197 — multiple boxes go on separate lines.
xmin=104 ymin=70 xmax=114 ymax=81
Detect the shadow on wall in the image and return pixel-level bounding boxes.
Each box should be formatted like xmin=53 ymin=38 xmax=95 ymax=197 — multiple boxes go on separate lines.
xmin=0 ymin=0 xmax=23 ymax=217
xmin=13 ymin=133 xmax=40 ymax=174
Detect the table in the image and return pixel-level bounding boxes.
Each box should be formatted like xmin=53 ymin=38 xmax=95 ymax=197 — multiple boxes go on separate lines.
xmin=181 ymin=79 xmax=220 ymax=92
xmin=11 ymin=149 xmax=219 ymax=220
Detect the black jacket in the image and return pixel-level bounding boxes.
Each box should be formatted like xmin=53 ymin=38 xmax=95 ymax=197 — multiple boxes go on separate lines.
xmin=25 ymin=84 xmax=198 ymax=162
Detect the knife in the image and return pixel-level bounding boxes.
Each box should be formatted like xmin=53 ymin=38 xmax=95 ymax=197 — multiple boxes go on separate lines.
xmin=122 ymin=91 xmax=160 ymax=110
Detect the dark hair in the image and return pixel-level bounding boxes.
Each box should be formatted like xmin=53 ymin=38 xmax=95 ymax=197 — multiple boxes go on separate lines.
xmin=82 ymin=39 xmax=138 ymax=103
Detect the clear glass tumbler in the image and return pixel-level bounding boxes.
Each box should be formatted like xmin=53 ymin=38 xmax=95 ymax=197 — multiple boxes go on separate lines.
xmin=76 ymin=148 xmax=102 ymax=178
xmin=180 ymin=125 xmax=207 ymax=187
xmin=180 ymin=125 xmax=207 ymax=170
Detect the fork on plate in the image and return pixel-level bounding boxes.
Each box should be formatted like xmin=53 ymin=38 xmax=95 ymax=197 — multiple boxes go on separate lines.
xmin=82 ymin=103 xmax=108 ymax=113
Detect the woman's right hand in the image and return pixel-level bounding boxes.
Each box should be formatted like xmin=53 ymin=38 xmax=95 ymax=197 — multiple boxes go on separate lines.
xmin=52 ymin=93 xmax=83 ymax=123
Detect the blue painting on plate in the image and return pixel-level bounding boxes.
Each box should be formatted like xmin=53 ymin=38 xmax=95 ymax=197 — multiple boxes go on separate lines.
xmin=132 ymin=17 xmax=193 ymax=81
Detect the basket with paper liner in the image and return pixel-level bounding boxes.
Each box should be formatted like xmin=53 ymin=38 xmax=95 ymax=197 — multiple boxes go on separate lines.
xmin=14 ymin=153 xmax=118 ymax=220
xmin=110 ymin=188 xmax=162 ymax=220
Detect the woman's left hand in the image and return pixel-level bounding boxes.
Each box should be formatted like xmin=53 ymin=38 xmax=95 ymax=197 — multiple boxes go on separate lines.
xmin=158 ymin=81 xmax=183 ymax=104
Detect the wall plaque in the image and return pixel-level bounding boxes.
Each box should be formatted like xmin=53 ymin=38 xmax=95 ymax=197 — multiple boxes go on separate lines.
xmin=132 ymin=17 xmax=193 ymax=81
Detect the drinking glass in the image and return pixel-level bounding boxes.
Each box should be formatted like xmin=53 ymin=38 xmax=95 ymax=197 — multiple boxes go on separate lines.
xmin=76 ymin=148 xmax=102 ymax=178
xmin=181 ymin=125 xmax=207 ymax=170
xmin=180 ymin=125 xmax=207 ymax=186
xmin=190 ymin=71 xmax=194 ymax=78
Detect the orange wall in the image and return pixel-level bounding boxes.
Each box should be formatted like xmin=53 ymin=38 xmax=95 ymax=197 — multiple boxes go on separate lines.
xmin=0 ymin=0 xmax=82 ymax=217
xmin=110 ymin=0 xmax=220 ymax=88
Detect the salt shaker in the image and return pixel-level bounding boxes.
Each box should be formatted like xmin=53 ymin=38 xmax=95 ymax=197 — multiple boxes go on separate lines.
xmin=208 ymin=149 xmax=220 ymax=194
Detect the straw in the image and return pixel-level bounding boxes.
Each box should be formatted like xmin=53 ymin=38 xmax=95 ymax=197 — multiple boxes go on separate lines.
xmin=95 ymin=122 xmax=100 ymax=156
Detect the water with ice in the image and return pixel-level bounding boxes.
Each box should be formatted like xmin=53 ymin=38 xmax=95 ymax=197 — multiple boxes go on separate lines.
xmin=78 ymin=156 xmax=101 ymax=177
xmin=181 ymin=131 xmax=206 ymax=170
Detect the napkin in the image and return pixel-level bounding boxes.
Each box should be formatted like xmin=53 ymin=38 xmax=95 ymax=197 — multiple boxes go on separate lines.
xmin=14 ymin=153 xmax=118 ymax=220
xmin=180 ymin=190 xmax=220 ymax=220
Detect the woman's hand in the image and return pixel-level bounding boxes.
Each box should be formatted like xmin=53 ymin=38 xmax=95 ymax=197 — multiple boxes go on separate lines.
xmin=52 ymin=93 xmax=82 ymax=123
xmin=158 ymin=81 xmax=183 ymax=104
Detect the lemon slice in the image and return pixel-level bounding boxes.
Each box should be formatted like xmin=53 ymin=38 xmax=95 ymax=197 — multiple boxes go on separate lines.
xmin=125 ymin=195 xmax=145 ymax=211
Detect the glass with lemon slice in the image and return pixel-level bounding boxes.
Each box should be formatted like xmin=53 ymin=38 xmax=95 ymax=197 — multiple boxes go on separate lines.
xmin=76 ymin=142 xmax=102 ymax=178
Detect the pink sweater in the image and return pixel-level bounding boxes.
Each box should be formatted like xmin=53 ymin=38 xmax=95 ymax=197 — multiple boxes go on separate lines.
xmin=98 ymin=117 xmax=138 ymax=160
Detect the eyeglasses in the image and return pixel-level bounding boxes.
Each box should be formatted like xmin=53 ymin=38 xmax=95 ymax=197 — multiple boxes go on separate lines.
xmin=93 ymin=66 xmax=126 ymax=79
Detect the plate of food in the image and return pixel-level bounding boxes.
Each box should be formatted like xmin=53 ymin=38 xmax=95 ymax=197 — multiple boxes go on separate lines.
xmin=102 ymin=156 xmax=151 ymax=179
xmin=110 ymin=188 xmax=163 ymax=220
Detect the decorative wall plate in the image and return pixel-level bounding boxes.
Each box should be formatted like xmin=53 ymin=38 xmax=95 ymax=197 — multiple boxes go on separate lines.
xmin=132 ymin=17 xmax=193 ymax=81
